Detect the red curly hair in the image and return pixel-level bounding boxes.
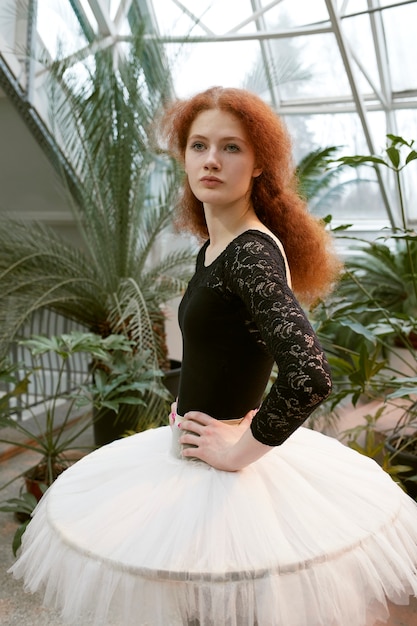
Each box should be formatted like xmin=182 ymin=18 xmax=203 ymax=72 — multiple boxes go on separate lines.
xmin=160 ymin=87 xmax=341 ymax=304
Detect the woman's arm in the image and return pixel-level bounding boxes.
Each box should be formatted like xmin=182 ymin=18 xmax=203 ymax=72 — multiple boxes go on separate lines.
xmin=225 ymin=234 xmax=332 ymax=447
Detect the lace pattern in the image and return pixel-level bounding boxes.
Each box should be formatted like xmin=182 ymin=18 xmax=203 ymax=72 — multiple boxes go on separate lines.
xmin=194 ymin=231 xmax=332 ymax=446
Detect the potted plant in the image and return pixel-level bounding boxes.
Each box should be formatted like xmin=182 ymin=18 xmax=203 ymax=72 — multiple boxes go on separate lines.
xmin=81 ymin=333 xmax=170 ymax=446
xmin=0 ymin=330 xmax=167 ymax=550
xmin=0 ymin=331 xmax=167 ymax=491
xmin=0 ymin=24 xmax=195 ymax=429
xmin=0 ymin=332 xmax=97 ymax=551
xmin=309 ymin=135 xmax=417 ymax=496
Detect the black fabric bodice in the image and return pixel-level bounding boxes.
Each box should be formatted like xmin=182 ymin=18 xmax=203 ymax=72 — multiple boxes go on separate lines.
xmin=177 ymin=230 xmax=332 ymax=446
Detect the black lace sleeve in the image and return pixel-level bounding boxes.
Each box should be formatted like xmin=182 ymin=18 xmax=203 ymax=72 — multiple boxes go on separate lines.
xmin=225 ymin=233 xmax=332 ymax=446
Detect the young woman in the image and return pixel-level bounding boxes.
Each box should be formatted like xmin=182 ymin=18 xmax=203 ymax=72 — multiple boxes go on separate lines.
xmin=10 ymin=88 xmax=417 ymax=626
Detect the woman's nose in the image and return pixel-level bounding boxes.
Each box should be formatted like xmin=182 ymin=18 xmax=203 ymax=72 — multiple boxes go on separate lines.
xmin=204 ymin=148 xmax=221 ymax=170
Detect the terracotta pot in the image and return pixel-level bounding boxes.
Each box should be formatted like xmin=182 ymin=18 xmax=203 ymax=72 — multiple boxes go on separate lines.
xmin=394 ymin=330 xmax=417 ymax=349
xmin=24 ymin=462 xmax=68 ymax=501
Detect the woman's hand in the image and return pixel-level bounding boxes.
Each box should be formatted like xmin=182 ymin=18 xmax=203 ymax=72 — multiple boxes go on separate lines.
xmin=179 ymin=410 xmax=273 ymax=471
xmin=169 ymin=400 xmax=178 ymax=424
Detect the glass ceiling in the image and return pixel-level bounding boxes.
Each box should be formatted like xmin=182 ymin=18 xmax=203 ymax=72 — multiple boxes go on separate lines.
xmin=1 ymin=0 xmax=416 ymax=231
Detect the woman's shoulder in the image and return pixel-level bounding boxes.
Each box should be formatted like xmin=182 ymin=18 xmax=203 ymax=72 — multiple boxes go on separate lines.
xmin=234 ymin=229 xmax=284 ymax=253
xmin=227 ymin=229 xmax=292 ymax=286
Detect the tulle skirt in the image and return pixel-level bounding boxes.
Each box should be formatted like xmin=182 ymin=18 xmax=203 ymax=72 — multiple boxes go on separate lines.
xmin=9 ymin=423 xmax=417 ymax=626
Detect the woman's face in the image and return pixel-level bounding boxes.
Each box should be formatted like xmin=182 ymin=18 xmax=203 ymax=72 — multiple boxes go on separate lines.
xmin=184 ymin=109 xmax=262 ymax=211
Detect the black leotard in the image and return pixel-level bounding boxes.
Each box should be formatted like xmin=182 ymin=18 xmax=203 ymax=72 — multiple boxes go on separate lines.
xmin=177 ymin=230 xmax=332 ymax=446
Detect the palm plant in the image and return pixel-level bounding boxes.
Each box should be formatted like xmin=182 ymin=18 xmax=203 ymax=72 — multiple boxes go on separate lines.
xmin=0 ymin=26 xmax=195 ymax=425
xmin=309 ymin=136 xmax=417 ymax=495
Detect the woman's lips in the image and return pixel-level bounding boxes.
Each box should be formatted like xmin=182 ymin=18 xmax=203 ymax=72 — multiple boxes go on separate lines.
xmin=200 ymin=176 xmax=223 ymax=186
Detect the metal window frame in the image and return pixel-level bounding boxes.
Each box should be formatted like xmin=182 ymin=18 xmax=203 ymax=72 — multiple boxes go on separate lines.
xmin=2 ymin=0 xmax=416 ymax=228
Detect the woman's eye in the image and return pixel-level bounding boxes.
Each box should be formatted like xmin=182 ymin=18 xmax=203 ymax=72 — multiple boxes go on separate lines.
xmin=191 ymin=142 xmax=205 ymax=151
xmin=225 ymin=144 xmax=240 ymax=152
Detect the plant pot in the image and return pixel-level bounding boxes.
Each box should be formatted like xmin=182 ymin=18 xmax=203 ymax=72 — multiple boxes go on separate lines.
xmin=13 ymin=462 xmax=70 ymax=522
xmin=24 ymin=462 xmax=68 ymax=501
xmin=163 ymin=359 xmax=181 ymax=398
xmin=385 ymin=436 xmax=417 ymax=500
xmin=394 ymin=331 xmax=417 ymax=350
xmin=93 ymin=404 xmax=140 ymax=447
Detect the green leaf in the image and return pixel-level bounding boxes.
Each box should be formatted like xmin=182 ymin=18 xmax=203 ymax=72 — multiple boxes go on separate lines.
xmin=113 ymin=396 xmax=146 ymax=406
xmin=335 ymin=155 xmax=387 ymax=168
xmin=387 ymin=386 xmax=417 ymax=399
xmin=12 ymin=521 xmax=30 ymax=556
xmin=99 ymin=400 xmax=120 ymax=411
xmin=386 ymin=134 xmax=413 ymax=148
xmin=338 ymin=319 xmax=378 ymax=344
xmin=386 ymin=146 xmax=400 ymax=168
xmin=389 ymin=465 xmax=415 ymax=475
xmin=332 ymin=223 xmax=353 ymax=232
xmin=327 ymin=356 xmax=355 ymax=375
xmin=6 ymin=492 xmax=38 ymax=512
xmin=406 ymin=150 xmax=417 ymax=165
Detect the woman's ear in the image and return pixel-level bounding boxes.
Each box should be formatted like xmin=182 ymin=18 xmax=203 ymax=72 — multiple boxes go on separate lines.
xmin=252 ymin=167 xmax=263 ymax=178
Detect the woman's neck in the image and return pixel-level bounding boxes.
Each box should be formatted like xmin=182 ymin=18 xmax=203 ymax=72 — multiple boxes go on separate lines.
xmin=204 ymin=203 xmax=262 ymax=247
xmin=203 ymin=205 xmax=268 ymax=268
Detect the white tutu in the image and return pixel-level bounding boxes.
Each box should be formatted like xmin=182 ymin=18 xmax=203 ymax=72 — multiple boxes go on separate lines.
xmin=9 ymin=425 xmax=417 ymax=626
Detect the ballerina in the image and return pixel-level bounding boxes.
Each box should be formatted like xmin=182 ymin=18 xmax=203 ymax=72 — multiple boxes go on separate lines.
xmin=10 ymin=87 xmax=417 ymax=626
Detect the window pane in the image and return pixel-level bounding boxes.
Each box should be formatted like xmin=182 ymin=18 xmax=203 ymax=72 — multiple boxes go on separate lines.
xmin=382 ymin=4 xmax=417 ymax=92
xmin=166 ymin=40 xmax=261 ymax=98
xmin=261 ymin=0 xmax=330 ymax=28
xmin=37 ymin=0 xmax=88 ymax=58
xmin=151 ymin=0 xmax=256 ymax=36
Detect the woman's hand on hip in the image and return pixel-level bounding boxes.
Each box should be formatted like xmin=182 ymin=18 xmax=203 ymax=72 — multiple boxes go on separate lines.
xmin=179 ymin=410 xmax=272 ymax=471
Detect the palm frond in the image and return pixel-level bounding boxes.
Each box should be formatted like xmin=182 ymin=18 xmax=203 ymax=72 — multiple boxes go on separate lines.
xmin=296 ymin=146 xmax=342 ymax=201
xmin=109 ymin=278 xmax=158 ymax=363
xmin=308 ymin=179 xmax=373 ymax=213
